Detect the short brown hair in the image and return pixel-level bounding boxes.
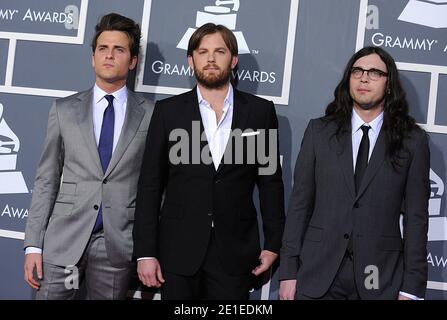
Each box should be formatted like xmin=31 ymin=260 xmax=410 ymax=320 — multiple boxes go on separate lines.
xmin=187 ymin=23 xmax=238 ymax=57
xmin=91 ymin=13 xmax=141 ymax=58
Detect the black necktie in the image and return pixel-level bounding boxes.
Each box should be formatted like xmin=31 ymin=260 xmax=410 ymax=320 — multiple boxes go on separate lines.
xmin=93 ymin=95 xmax=114 ymax=233
xmin=354 ymin=125 xmax=370 ymax=194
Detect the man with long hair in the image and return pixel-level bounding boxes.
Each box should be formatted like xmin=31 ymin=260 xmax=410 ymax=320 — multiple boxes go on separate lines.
xmin=279 ymin=46 xmax=429 ymax=300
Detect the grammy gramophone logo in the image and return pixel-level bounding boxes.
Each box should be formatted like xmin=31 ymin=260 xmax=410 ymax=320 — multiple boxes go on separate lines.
xmin=428 ymin=169 xmax=447 ymax=242
xmin=177 ymin=0 xmax=250 ymax=54
xmin=0 ymin=102 xmax=28 ymax=194
xmin=398 ymin=0 xmax=447 ymax=28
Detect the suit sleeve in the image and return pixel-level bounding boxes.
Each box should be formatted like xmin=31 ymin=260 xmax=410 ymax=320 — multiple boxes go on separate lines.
xmin=401 ymin=130 xmax=430 ymax=297
xmin=256 ymin=102 xmax=285 ymax=255
xmin=133 ymin=101 xmax=168 ymax=259
xmin=257 ymin=102 xmax=285 ymax=253
xmin=279 ymin=120 xmax=316 ymax=280
xmin=24 ymin=102 xmax=64 ymax=249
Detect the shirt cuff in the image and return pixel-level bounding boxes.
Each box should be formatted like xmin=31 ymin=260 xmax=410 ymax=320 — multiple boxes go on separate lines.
xmin=399 ymin=291 xmax=424 ymax=300
xmin=25 ymin=247 xmax=42 ymax=255
xmin=137 ymin=257 xmax=156 ymax=261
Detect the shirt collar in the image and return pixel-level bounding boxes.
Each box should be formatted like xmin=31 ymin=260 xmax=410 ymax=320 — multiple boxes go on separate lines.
xmin=93 ymin=84 xmax=128 ymax=105
xmin=196 ymin=84 xmax=234 ymax=112
xmin=351 ymin=108 xmax=384 ymax=135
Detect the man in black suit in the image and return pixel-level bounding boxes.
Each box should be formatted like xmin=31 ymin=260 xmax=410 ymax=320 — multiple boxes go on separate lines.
xmin=279 ymin=46 xmax=430 ymax=300
xmin=133 ymin=23 xmax=285 ymax=299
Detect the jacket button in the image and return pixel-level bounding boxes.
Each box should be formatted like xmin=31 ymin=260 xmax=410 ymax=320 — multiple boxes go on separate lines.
xmin=208 ymin=212 xmax=213 ymax=217
xmin=354 ymin=202 xmax=359 ymax=208
xmin=344 ymin=233 xmax=350 ymax=239
xmin=94 ymin=205 xmax=99 ymax=210
xmin=215 ymin=179 xmax=221 ymax=184
xmin=103 ymin=179 xmax=108 ymax=184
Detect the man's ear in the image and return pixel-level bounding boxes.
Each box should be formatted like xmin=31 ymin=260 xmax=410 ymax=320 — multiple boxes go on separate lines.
xmin=187 ymin=55 xmax=194 ymax=69
xmin=129 ymin=56 xmax=138 ymax=71
xmin=231 ymin=55 xmax=238 ymax=69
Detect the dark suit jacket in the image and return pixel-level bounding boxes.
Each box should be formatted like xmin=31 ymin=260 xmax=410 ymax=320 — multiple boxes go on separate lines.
xmin=280 ymin=118 xmax=430 ymax=299
xmin=133 ymin=87 xmax=285 ymax=276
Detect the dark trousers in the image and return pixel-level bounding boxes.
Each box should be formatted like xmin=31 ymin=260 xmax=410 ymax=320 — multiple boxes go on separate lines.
xmin=297 ymin=252 xmax=360 ymax=300
xmin=161 ymin=230 xmax=251 ymax=300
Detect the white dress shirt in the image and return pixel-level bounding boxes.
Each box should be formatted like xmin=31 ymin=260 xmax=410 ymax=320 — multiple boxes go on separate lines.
xmin=197 ymin=84 xmax=234 ymax=170
xmin=351 ymin=109 xmax=383 ymax=169
xmin=25 ymin=84 xmax=128 ymax=255
xmin=92 ymin=84 xmax=128 ymax=153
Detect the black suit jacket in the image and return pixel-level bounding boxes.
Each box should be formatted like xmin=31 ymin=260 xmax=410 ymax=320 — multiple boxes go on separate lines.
xmin=280 ymin=118 xmax=430 ymax=299
xmin=133 ymin=87 xmax=285 ymax=276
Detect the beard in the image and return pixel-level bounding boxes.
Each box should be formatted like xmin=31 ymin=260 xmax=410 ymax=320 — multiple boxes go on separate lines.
xmin=194 ymin=63 xmax=232 ymax=89
xmin=352 ymin=94 xmax=386 ymax=111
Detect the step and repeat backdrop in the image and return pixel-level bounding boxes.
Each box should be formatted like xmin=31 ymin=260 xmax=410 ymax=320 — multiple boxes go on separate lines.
xmin=0 ymin=0 xmax=445 ymax=299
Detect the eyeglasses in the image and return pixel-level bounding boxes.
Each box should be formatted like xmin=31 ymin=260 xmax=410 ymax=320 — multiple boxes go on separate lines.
xmin=350 ymin=67 xmax=388 ymax=81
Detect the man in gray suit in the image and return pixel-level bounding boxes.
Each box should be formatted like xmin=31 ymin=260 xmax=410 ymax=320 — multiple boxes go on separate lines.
xmin=279 ymin=46 xmax=430 ymax=300
xmin=23 ymin=13 xmax=153 ymax=299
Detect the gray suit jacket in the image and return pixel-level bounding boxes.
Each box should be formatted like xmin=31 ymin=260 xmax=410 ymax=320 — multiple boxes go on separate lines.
xmin=280 ymin=118 xmax=430 ymax=299
xmin=24 ymin=88 xmax=154 ymax=268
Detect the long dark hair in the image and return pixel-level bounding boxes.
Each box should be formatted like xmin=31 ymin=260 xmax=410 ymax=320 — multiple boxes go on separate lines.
xmin=324 ymin=46 xmax=417 ymax=166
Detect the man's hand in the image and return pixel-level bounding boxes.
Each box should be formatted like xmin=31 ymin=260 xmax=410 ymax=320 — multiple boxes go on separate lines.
xmin=251 ymin=250 xmax=278 ymax=276
xmin=279 ymin=279 xmax=297 ymax=300
xmin=398 ymin=294 xmax=412 ymax=300
xmin=24 ymin=253 xmax=43 ymax=290
xmin=137 ymin=259 xmax=165 ymax=288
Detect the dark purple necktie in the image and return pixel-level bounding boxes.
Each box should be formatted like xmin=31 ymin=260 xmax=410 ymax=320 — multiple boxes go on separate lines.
xmin=93 ymin=95 xmax=114 ymax=233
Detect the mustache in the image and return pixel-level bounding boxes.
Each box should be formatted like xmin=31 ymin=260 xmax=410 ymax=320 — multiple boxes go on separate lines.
xmin=204 ymin=64 xmax=220 ymax=70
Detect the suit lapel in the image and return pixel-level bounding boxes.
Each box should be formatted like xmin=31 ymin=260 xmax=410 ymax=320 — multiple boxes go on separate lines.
xmin=215 ymin=89 xmax=250 ymax=175
xmin=76 ymin=89 xmax=103 ymax=174
xmin=355 ymin=128 xmax=386 ymax=200
xmin=104 ymin=90 xmax=145 ymax=177
xmin=335 ymin=127 xmax=356 ymax=201
xmin=186 ymin=88 xmax=215 ymax=175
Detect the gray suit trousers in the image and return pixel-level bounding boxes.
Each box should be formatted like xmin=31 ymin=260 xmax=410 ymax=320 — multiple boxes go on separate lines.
xmin=36 ymin=231 xmax=135 ymax=300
